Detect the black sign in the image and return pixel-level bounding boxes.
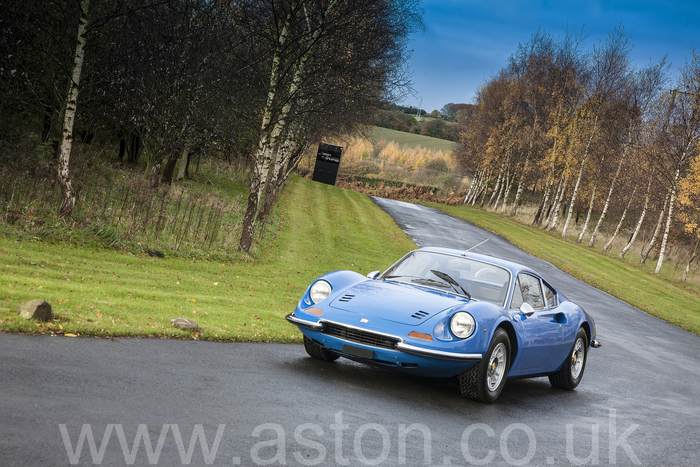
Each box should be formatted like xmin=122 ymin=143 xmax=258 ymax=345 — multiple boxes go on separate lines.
xmin=312 ymin=143 xmax=343 ymax=186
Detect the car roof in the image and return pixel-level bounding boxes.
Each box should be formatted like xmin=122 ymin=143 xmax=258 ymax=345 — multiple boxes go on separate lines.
xmin=416 ymin=246 xmax=537 ymax=276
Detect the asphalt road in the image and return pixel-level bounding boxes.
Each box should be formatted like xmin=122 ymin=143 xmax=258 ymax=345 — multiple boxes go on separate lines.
xmin=2 ymin=198 xmax=699 ymax=466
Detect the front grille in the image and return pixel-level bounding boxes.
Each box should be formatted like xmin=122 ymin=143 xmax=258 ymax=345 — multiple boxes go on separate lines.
xmin=322 ymin=322 xmax=400 ymax=350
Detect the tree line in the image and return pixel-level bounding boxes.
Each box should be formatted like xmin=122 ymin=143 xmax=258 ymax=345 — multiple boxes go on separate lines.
xmin=0 ymin=0 xmax=423 ymax=251
xmin=455 ymin=27 xmax=700 ymax=280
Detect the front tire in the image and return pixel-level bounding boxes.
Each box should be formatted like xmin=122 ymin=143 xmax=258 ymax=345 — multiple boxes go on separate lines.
xmin=549 ymin=327 xmax=587 ymax=390
xmin=459 ymin=328 xmax=511 ymax=403
xmin=303 ymin=336 xmax=339 ymax=362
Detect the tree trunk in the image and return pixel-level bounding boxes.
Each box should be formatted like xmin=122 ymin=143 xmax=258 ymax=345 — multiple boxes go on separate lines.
xmin=589 ymin=154 xmax=627 ymax=247
xmin=561 ymin=116 xmax=598 ymax=237
xmin=603 ymin=185 xmax=637 ymax=253
xmin=640 ymin=190 xmax=670 ymax=264
xmin=238 ymin=3 xmax=298 ymax=252
xmin=543 ymin=176 xmax=564 ymax=229
xmin=655 ymin=164 xmax=683 ymax=273
xmin=176 ymin=146 xmax=190 ymax=181
xmin=511 ymin=114 xmax=537 ymax=217
xmin=488 ymin=162 xmax=504 ymax=208
xmin=57 ymin=0 xmax=90 ymax=218
xmin=500 ymin=170 xmax=513 ymax=214
xmin=534 ymin=179 xmax=553 ymax=225
xmin=681 ymin=236 xmax=699 ymax=283
xmin=161 ymin=149 xmax=180 ymax=185
xmin=548 ymin=177 xmax=568 ymax=231
xmin=509 ymin=153 xmax=529 ymax=216
xmin=620 ymin=176 xmax=653 ymax=259
xmin=118 ymin=138 xmax=126 ymax=160
xmin=576 ymin=181 xmax=598 ymax=243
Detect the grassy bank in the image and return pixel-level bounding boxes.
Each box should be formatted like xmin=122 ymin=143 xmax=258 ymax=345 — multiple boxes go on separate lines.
xmin=427 ymin=202 xmax=700 ymax=336
xmin=0 ymin=177 xmax=415 ymax=341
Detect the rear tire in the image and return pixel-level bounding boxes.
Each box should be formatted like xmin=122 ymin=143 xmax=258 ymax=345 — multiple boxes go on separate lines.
xmin=303 ymin=336 xmax=339 ymax=362
xmin=459 ymin=328 xmax=510 ymax=403
xmin=549 ymin=328 xmax=587 ymax=390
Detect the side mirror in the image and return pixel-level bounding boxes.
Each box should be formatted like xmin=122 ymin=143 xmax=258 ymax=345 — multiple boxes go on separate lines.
xmin=367 ymin=271 xmax=381 ymax=280
xmin=519 ymin=302 xmax=535 ymax=317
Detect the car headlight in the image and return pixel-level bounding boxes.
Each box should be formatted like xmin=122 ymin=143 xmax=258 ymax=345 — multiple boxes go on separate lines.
xmin=309 ymin=280 xmax=332 ymax=304
xmin=450 ymin=312 xmax=475 ymax=339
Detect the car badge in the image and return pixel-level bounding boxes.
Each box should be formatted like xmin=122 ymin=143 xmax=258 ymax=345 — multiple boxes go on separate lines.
xmin=360 ymin=319 xmax=369 ymax=323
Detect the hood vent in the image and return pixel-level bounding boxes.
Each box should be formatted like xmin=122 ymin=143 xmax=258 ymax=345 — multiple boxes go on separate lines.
xmin=338 ymin=294 xmax=355 ymax=302
xmin=411 ymin=310 xmax=430 ymax=320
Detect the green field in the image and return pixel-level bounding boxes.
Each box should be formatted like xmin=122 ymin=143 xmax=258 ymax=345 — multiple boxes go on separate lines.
xmin=0 ymin=177 xmax=416 ymax=341
xmin=370 ymin=127 xmax=458 ymax=153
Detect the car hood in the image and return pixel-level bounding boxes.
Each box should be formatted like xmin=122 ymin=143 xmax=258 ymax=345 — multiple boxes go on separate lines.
xmin=328 ymin=280 xmax=465 ymax=326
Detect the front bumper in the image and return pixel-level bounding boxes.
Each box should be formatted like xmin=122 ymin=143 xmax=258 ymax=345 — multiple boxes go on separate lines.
xmin=286 ymin=312 xmax=482 ymax=363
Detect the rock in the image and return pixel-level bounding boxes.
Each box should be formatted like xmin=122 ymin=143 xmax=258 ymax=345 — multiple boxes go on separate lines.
xmin=170 ymin=318 xmax=199 ymax=331
xmin=18 ymin=299 xmax=53 ymax=321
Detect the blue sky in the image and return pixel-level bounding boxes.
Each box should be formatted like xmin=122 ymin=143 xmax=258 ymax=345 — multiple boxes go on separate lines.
xmin=401 ymin=0 xmax=700 ymax=112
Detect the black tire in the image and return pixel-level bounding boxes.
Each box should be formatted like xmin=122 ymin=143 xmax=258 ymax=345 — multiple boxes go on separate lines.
xmin=549 ymin=327 xmax=587 ymax=390
xmin=459 ymin=328 xmax=511 ymax=403
xmin=303 ymin=336 xmax=339 ymax=362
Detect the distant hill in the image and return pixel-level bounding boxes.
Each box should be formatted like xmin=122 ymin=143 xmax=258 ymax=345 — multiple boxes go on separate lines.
xmin=369 ymin=127 xmax=458 ymax=153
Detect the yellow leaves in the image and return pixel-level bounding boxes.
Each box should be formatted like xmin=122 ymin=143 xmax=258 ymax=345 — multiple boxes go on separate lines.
xmin=677 ymin=152 xmax=700 ymax=236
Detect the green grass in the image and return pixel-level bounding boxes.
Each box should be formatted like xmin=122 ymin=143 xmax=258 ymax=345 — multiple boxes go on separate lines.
xmin=370 ymin=127 xmax=457 ymax=153
xmin=0 ymin=176 xmax=416 ymax=342
xmin=425 ymin=202 xmax=700 ymax=336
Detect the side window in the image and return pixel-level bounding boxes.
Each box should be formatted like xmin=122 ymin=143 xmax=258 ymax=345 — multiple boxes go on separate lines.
xmin=510 ymin=276 xmax=524 ymax=309
xmin=518 ymin=274 xmax=544 ymax=309
xmin=543 ymin=281 xmax=558 ymax=308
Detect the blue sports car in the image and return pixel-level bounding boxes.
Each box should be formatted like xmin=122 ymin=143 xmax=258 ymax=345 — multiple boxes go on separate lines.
xmin=286 ymin=247 xmax=600 ymax=403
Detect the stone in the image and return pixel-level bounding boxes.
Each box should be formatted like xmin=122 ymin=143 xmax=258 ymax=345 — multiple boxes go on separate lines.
xmin=170 ymin=318 xmax=199 ymax=331
xmin=18 ymin=299 xmax=53 ymax=321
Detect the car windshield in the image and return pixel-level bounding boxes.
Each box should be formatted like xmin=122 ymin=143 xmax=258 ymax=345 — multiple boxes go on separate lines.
xmin=382 ymin=251 xmax=511 ymax=306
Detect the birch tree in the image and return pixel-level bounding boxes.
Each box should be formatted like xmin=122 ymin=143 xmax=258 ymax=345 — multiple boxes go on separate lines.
xmin=652 ymin=50 xmax=700 ymax=273
xmin=56 ymin=0 xmax=90 ymax=218
xmin=238 ymin=0 xmax=423 ymax=252
xmin=561 ymin=27 xmax=632 ymax=237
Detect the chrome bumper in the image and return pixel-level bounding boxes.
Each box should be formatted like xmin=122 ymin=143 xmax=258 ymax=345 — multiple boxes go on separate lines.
xmin=286 ymin=313 xmax=482 ymax=362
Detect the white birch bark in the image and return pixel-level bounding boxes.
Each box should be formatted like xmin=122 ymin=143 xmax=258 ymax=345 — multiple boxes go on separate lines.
xmin=576 ymin=180 xmax=598 ymax=243
xmin=620 ymin=175 xmax=653 ymax=259
xmin=535 ymin=179 xmax=553 ymax=226
xmin=501 ymin=170 xmax=513 ymax=214
xmin=640 ymin=190 xmax=670 ymax=264
xmin=57 ymin=0 xmax=90 ymax=218
xmin=603 ymin=184 xmax=637 ymax=253
xmin=681 ymin=237 xmax=699 ymax=283
xmin=239 ymin=2 xmax=299 ymax=252
xmin=543 ymin=177 xmax=564 ymax=229
xmin=511 ymin=113 xmax=537 ymax=217
xmin=655 ymin=163 xmax=683 ymax=273
xmin=548 ymin=178 xmax=568 ymax=231
xmin=489 ymin=163 xmax=504 ymax=208
xmin=589 ymin=141 xmax=629 ymax=247
xmin=562 ymin=115 xmax=598 ymax=237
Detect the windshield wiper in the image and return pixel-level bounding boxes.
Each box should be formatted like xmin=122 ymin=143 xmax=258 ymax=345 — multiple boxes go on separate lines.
xmin=430 ymin=270 xmax=471 ymax=299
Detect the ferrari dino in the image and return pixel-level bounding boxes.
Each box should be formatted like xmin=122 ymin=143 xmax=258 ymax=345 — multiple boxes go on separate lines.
xmin=286 ymin=247 xmax=600 ymax=402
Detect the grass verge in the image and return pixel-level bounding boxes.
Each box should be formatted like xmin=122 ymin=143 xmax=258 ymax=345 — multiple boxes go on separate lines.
xmin=0 ymin=176 xmax=416 ymax=342
xmin=425 ymin=202 xmax=700 ymax=336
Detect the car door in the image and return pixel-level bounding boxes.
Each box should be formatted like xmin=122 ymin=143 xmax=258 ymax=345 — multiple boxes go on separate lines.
xmin=509 ymin=273 xmax=563 ymax=371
